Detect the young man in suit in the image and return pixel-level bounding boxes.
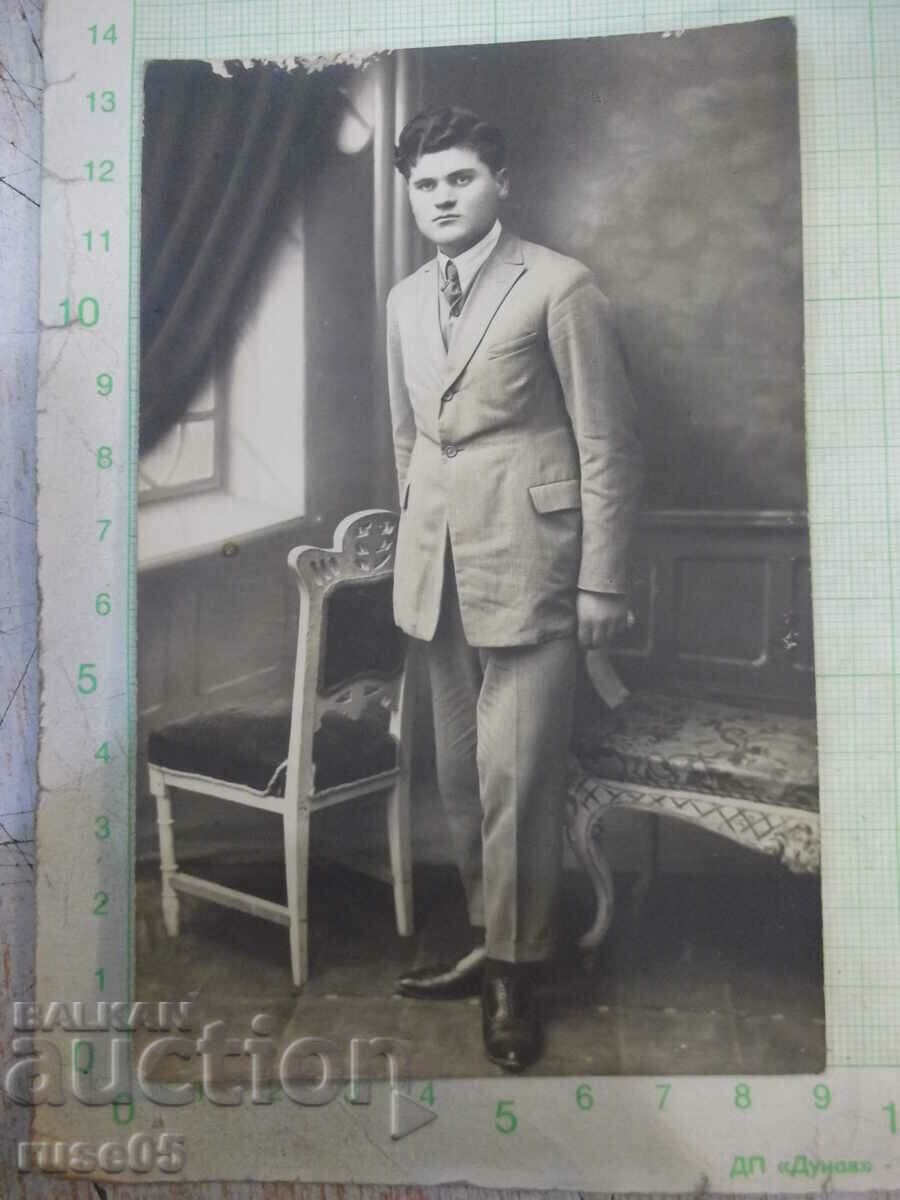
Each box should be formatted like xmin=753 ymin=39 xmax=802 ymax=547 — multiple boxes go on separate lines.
xmin=387 ymin=107 xmax=641 ymax=1071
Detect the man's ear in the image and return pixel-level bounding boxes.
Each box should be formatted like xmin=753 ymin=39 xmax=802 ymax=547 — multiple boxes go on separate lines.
xmin=495 ymin=167 xmax=510 ymax=199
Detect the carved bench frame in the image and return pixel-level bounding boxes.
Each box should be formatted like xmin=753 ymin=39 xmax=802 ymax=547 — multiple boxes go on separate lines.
xmin=565 ymin=756 xmax=820 ymax=949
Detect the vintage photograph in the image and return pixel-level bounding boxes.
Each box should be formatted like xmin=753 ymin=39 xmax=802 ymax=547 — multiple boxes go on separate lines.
xmin=136 ymin=18 xmax=822 ymax=1081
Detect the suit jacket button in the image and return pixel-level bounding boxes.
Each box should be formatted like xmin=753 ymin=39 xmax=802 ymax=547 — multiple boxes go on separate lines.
xmin=443 ymin=390 xmax=455 ymax=402
xmin=444 ymin=444 xmax=457 ymax=458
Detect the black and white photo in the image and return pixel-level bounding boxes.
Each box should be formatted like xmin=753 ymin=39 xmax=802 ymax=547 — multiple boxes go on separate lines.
xmin=136 ymin=18 xmax=822 ymax=1082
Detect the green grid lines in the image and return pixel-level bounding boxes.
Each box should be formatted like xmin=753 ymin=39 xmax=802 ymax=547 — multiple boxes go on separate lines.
xmin=127 ymin=0 xmax=900 ymax=1067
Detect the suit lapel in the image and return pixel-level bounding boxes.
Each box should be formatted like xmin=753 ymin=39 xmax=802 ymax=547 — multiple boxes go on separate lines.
xmin=414 ymin=259 xmax=447 ymax=370
xmin=441 ymin=233 xmax=526 ymax=392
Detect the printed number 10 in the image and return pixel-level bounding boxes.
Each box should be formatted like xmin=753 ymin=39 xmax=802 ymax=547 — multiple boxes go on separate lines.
xmin=59 ymin=297 xmax=99 ymax=327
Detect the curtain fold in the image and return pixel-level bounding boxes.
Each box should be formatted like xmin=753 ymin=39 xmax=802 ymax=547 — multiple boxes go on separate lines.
xmin=369 ymin=50 xmax=425 ymax=505
xmin=140 ymin=59 xmax=350 ymax=453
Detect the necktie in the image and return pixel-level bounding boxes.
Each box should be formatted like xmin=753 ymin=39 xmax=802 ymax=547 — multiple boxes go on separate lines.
xmin=441 ymin=259 xmax=463 ymax=317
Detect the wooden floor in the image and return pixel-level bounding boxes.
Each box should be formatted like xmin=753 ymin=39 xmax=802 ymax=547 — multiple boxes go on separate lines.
xmin=135 ymin=849 xmax=825 ymax=1081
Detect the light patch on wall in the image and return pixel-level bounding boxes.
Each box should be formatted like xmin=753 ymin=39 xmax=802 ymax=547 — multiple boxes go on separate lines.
xmin=336 ymin=73 xmax=376 ymax=155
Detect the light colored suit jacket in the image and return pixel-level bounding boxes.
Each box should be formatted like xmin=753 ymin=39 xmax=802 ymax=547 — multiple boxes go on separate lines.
xmin=386 ymin=231 xmax=642 ymax=647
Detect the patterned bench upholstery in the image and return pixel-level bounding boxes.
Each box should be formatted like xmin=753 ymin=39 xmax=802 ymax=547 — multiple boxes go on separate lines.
xmin=566 ymin=689 xmax=819 ymax=948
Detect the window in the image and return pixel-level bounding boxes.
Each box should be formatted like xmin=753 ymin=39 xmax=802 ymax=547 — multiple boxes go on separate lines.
xmin=137 ymin=212 xmax=306 ymax=566
xmin=138 ymin=371 xmax=225 ymax=503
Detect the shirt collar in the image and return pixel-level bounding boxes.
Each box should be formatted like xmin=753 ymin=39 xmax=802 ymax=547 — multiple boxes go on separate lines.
xmin=438 ymin=220 xmax=503 ymax=297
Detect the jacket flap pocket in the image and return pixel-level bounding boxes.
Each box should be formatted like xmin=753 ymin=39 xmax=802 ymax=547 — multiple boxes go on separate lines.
xmin=401 ymin=480 xmax=411 ymax=510
xmin=528 ymin=478 xmax=581 ymax=513
xmin=487 ymin=330 xmax=540 ymax=358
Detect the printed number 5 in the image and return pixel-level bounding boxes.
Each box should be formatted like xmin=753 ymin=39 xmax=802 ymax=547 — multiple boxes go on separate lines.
xmin=77 ymin=663 xmax=98 ymax=693
xmin=495 ymin=1100 xmax=517 ymax=1134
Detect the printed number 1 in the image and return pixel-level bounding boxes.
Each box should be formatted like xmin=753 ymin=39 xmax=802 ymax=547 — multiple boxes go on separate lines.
xmin=885 ymin=1102 xmax=897 ymax=1134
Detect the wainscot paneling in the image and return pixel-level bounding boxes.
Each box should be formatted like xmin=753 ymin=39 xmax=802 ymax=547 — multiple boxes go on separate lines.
xmin=613 ymin=510 xmax=814 ymax=713
xmin=136 ymin=517 xmax=322 ymax=857
xmin=135 ymin=508 xmax=815 ymax=860
xmin=138 ymin=517 xmax=317 ymax=726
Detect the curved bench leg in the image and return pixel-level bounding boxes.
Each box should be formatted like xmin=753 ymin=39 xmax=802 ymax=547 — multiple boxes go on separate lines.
xmin=630 ymin=811 xmax=660 ymax=923
xmin=567 ymin=796 xmax=615 ymax=950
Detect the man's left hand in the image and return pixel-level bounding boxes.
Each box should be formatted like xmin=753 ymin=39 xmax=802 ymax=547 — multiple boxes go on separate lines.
xmin=576 ymin=591 xmax=630 ymax=648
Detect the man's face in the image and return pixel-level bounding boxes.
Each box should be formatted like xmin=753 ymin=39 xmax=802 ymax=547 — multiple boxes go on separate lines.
xmin=406 ymin=146 xmax=508 ymax=257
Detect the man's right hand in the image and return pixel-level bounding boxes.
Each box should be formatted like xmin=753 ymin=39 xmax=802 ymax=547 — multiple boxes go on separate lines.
xmin=576 ymin=590 xmax=630 ymax=648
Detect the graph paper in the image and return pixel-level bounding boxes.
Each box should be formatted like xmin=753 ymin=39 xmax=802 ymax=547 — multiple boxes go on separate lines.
xmin=125 ymin=0 xmax=900 ymax=1066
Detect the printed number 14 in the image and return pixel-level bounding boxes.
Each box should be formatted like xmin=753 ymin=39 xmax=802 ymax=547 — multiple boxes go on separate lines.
xmin=88 ymin=23 xmax=116 ymax=44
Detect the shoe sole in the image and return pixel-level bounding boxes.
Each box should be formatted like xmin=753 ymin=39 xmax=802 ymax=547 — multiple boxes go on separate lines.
xmin=394 ymin=980 xmax=483 ymax=1000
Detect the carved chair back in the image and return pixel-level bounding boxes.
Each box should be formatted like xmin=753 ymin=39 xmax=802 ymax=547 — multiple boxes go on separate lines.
xmin=284 ymin=509 xmax=406 ymax=803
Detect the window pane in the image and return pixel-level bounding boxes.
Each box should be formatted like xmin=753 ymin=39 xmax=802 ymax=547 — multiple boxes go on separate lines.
xmin=139 ymin=418 xmax=216 ymax=492
xmin=186 ymin=379 xmax=215 ymax=415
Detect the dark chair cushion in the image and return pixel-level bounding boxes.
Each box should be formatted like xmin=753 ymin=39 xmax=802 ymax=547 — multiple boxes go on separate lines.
xmin=147 ymin=698 xmax=398 ymax=795
xmin=574 ymin=690 xmax=818 ymax=811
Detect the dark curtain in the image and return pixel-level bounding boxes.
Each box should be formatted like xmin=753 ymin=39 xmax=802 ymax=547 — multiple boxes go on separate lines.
xmin=140 ymin=59 xmax=351 ymax=453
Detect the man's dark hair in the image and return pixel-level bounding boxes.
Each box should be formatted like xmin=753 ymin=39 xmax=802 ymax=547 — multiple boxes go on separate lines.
xmin=394 ymin=106 xmax=506 ymax=179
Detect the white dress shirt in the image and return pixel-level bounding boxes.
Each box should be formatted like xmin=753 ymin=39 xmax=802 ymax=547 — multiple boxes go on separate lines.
xmin=438 ymin=219 xmax=503 ymax=346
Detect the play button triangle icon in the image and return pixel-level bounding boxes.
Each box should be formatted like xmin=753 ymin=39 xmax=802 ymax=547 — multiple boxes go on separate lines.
xmin=390 ymin=1089 xmax=438 ymax=1140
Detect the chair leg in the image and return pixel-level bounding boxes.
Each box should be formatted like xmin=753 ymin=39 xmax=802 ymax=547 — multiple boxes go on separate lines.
xmin=284 ymin=801 xmax=311 ymax=989
xmin=386 ymin=776 xmax=414 ymax=937
xmin=149 ymin=767 xmax=179 ymax=937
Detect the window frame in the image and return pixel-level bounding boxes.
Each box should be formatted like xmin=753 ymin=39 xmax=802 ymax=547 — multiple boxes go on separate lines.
xmin=138 ymin=359 xmax=227 ymax=505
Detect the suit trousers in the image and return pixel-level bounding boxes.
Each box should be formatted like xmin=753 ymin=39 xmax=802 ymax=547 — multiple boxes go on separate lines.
xmin=422 ymin=544 xmax=578 ymax=963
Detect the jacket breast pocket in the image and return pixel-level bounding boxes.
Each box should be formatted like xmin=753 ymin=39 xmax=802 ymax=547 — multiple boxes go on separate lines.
xmin=528 ymin=478 xmax=581 ymax=514
xmin=486 ymin=329 xmax=541 ymax=358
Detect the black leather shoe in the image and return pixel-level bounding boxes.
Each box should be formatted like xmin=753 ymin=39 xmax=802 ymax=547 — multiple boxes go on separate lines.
xmin=394 ymin=947 xmax=486 ymax=999
xmin=481 ymin=973 xmax=541 ymax=1073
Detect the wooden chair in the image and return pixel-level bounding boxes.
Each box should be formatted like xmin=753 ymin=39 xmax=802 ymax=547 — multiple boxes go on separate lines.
xmin=146 ymin=510 xmax=414 ymax=988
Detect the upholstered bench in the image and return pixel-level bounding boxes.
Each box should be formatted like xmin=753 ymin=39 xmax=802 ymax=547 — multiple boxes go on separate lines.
xmin=565 ymin=689 xmax=819 ymax=948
